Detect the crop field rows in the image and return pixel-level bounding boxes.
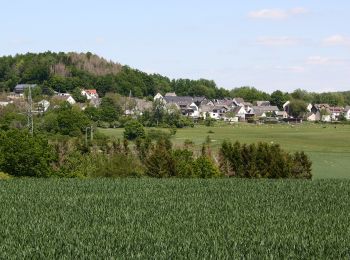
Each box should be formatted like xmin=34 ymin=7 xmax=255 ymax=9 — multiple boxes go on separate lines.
xmin=0 ymin=178 xmax=349 ymax=258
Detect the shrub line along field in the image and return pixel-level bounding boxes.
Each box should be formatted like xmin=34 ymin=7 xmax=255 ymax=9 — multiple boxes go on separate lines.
xmin=0 ymin=178 xmax=349 ymax=258
xmin=100 ymin=123 xmax=350 ymax=179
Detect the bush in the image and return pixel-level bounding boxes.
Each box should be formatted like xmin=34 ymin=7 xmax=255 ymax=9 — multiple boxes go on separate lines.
xmin=172 ymin=149 xmax=195 ymax=177
xmin=97 ymin=121 xmax=110 ymax=128
xmin=147 ymin=129 xmax=171 ymax=141
xmin=0 ymin=172 xmax=12 ymax=180
xmin=144 ymin=136 xmax=221 ymax=178
xmin=0 ymin=130 xmax=57 ymax=177
xmin=204 ymin=117 xmax=215 ymax=126
xmin=56 ymin=151 xmax=96 ymax=178
xmin=91 ymin=153 xmax=144 ymax=178
xmin=193 ymin=156 xmax=221 ymax=178
xmin=144 ymin=137 xmax=175 ymax=177
xmin=219 ymin=140 xmax=312 ymax=179
xmin=124 ymin=120 xmax=145 ymax=140
xmin=41 ymin=103 xmax=91 ymax=136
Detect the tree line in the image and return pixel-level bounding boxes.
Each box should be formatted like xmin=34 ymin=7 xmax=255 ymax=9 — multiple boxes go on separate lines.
xmin=0 ymin=52 xmax=349 ymax=105
xmin=0 ymin=128 xmax=312 ymax=179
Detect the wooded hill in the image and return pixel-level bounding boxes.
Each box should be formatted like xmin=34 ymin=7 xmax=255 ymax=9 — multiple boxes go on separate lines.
xmin=0 ymin=52 xmax=349 ymax=105
xmin=0 ymin=52 xmax=228 ymax=99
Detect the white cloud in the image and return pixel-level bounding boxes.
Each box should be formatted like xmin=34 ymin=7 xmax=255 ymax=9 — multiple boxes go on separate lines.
xmin=288 ymin=66 xmax=306 ymax=73
xmin=249 ymin=9 xmax=288 ymax=19
xmin=323 ymin=35 xmax=350 ymax=46
xmin=307 ymin=56 xmax=330 ymax=65
xmin=290 ymin=7 xmax=308 ymax=15
xmin=256 ymin=36 xmax=301 ymax=46
xmin=274 ymin=66 xmax=306 ymax=73
xmin=306 ymin=56 xmax=348 ymax=65
xmin=249 ymin=7 xmax=308 ymax=19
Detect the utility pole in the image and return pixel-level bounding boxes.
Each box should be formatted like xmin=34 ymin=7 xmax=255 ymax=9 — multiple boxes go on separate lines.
xmin=85 ymin=126 xmax=93 ymax=146
xmin=27 ymin=85 xmax=34 ymax=135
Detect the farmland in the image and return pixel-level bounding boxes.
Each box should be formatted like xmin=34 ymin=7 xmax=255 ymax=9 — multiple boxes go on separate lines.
xmin=0 ymin=178 xmax=349 ymax=258
xmin=100 ymin=123 xmax=350 ymax=179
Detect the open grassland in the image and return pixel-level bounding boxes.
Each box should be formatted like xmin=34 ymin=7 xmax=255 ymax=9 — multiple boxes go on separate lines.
xmin=100 ymin=123 xmax=350 ymax=179
xmin=0 ymin=178 xmax=349 ymax=258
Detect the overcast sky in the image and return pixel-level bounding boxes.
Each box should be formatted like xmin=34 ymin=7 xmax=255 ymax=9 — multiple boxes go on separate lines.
xmin=1 ymin=0 xmax=350 ymax=93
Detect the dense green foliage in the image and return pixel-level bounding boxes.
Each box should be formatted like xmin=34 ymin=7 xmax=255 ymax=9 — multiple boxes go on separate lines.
xmin=230 ymin=86 xmax=271 ymax=103
xmin=288 ymin=99 xmax=308 ymax=118
xmin=123 ymin=120 xmax=145 ymax=140
xmin=140 ymin=100 xmax=194 ymax=128
xmin=219 ymin=141 xmax=312 ymax=179
xmin=0 ymin=178 xmax=349 ymax=258
xmin=0 ymin=130 xmax=56 ymax=177
xmin=1 ymin=52 xmax=349 ymax=105
xmin=0 ymin=52 xmax=226 ymax=98
xmin=143 ymin=137 xmax=220 ymax=178
xmin=40 ymin=102 xmax=91 ymax=136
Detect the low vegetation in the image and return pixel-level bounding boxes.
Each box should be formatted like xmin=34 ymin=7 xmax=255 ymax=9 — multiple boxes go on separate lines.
xmin=0 ymin=126 xmax=313 ymax=179
xmin=219 ymin=141 xmax=312 ymax=179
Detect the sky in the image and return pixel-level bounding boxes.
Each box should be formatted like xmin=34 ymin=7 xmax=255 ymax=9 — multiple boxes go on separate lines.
xmin=1 ymin=0 xmax=350 ymax=93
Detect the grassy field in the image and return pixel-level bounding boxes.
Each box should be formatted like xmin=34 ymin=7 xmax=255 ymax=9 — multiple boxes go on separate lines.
xmin=0 ymin=178 xmax=349 ymax=258
xmin=100 ymin=123 xmax=350 ymax=179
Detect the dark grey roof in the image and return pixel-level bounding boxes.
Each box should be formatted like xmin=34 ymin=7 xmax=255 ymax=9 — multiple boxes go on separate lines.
xmin=14 ymin=84 xmax=37 ymax=93
xmin=164 ymin=96 xmax=193 ymax=105
xmin=230 ymin=106 xmax=244 ymax=115
xmin=252 ymin=106 xmax=279 ymax=112
xmin=193 ymin=96 xmax=206 ymax=103
xmin=256 ymin=101 xmax=271 ymax=106
xmin=233 ymin=98 xmax=244 ymax=104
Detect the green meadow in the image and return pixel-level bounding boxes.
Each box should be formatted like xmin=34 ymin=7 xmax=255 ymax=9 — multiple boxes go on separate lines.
xmin=100 ymin=123 xmax=350 ymax=179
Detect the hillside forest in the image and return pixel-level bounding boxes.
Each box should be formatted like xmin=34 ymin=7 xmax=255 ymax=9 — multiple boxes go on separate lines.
xmin=0 ymin=52 xmax=349 ymax=107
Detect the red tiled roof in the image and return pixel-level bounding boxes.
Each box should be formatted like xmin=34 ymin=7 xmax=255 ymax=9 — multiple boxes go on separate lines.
xmin=85 ymin=89 xmax=97 ymax=94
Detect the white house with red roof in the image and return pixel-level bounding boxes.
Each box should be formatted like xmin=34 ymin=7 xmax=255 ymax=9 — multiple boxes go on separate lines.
xmin=81 ymin=89 xmax=99 ymax=100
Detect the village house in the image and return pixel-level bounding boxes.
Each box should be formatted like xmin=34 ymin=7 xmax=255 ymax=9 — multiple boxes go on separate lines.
xmin=225 ymin=106 xmax=246 ymax=121
xmin=14 ymin=84 xmax=37 ymax=95
xmin=81 ymin=89 xmax=99 ymax=100
xmin=200 ymin=105 xmax=229 ymax=120
xmin=232 ymin=98 xmax=245 ymax=107
xmin=344 ymin=106 xmax=350 ymax=120
xmin=255 ymin=101 xmax=271 ymax=106
xmin=154 ymin=93 xmax=202 ymax=118
xmin=213 ymin=98 xmax=235 ymax=108
xmin=306 ymin=103 xmax=335 ymax=122
xmin=329 ymin=107 xmax=344 ymax=121
xmin=36 ymin=100 xmax=50 ymax=113
xmin=125 ymin=98 xmax=153 ymax=116
xmin=251 ymin=105 xmax=279 ymax=115
xmin=276 ymin=111 xmax=288 ymax=119
xmin=154 ymin=92 xmax=164 ymax=101
xmin=53 ymin=93 xmax=76 ymax=105
xmin=0 ymin=100 xmax=13 ymax=107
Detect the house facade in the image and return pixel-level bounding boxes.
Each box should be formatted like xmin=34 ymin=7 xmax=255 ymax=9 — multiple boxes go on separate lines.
xmin=344 ymin=106 xmax=350 ymax=120
xmin=81 ymin=89 xmax=99 ymax=100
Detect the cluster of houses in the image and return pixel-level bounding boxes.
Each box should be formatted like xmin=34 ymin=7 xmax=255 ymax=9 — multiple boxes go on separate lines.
xmin=0 ymin=84 xmax=100 ymax=112
xmin=1 ymin=84 xmax=350 ymax=122
xmin=154 ymin=92 xmax=285 ymax=122
xmin=154 ymin=92 xmax=350 ymax=122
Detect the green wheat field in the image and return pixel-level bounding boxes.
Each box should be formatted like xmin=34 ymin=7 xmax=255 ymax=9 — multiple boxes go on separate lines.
xmin=0 ymin=178 xmax=349 ymax=258
xmin=1 ymin=123 xmax=350 ymax=258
